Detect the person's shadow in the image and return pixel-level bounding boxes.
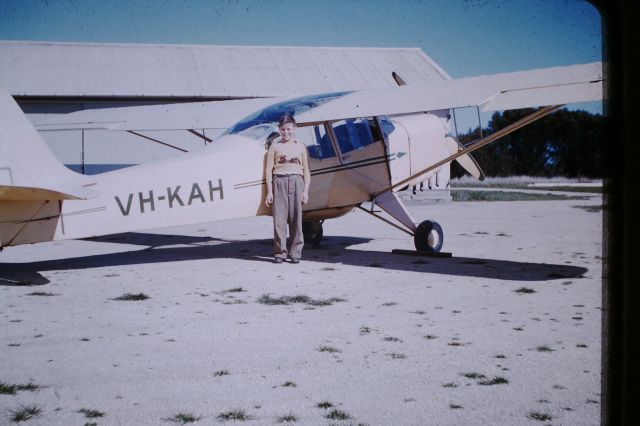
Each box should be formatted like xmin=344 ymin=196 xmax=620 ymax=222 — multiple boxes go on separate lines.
xmin=0 ymin=232 xmax=588 ymax=286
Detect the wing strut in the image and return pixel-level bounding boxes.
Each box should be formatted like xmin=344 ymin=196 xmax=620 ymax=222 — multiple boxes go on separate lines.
xmin=126 ymin=131 xmax=189 ymax=153
xmin=375 ymin=104 xmax=564 ymax=197
xmin=358 ymin=191 xmax=418 ymax=236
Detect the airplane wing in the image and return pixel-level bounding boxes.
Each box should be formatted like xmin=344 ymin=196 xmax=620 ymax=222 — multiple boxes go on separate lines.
xmin=34 ymin=96 xmax=287 ymax=132
xmin=294 ymin=62 xmax=603 ymax=124
xmin=33 ymin=62 xmax=602 ymax=134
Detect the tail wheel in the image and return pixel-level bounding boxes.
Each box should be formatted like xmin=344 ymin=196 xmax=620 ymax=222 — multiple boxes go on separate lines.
xmin=414 ymin=220 xmax=444 ymax=252
xmin=303 ymin=221 xmax=323 ymax=248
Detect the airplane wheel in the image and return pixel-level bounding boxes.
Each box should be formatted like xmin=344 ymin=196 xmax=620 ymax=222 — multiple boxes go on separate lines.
xmin=414 ymin=220 xmax=443 ymax=252
xmin=303 ymin=221 xmax=323 ymax=248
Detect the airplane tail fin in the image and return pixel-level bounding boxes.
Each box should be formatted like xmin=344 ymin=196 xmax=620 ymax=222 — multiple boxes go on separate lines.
xmin=0 ymin=87 xmax=99 ymax=247
xmin=0 ymin=86 xmax=92 ymax=200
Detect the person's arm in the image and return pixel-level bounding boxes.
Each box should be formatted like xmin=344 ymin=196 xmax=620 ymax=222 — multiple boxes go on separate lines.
xmin=265 ymin=144 xmax=275 ymax=207
xmin=301 ymin=146 xmax=311 ymax=204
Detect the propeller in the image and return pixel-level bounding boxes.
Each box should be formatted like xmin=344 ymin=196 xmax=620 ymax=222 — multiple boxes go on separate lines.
xmin=444 ymin=135 xmax=485 ymax=181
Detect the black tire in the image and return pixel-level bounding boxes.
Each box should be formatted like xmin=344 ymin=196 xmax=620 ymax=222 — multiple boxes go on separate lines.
xmin=303 ymin=221 xmax=323 ymax=248
xmin=414 ymin=220 xmax=444 ymax=252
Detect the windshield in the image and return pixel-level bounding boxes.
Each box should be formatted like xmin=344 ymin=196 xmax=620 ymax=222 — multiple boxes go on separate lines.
xmin=226 ymin=91 xmax=351 ymax=135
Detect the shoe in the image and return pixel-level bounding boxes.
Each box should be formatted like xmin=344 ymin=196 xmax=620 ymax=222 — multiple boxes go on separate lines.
xmin=274 ymin=257 xmax=284 ymax=264
xmin=290 ymin=258 xmax=301 ymax=264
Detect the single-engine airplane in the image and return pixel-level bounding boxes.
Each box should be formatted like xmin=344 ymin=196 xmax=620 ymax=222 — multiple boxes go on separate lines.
xmin=0 ymin=61 xmax=603 ymax=252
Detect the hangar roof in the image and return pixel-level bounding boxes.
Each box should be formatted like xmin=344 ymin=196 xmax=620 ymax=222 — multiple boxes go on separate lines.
xmin=0 ymin=41 xmax=451 ymax=99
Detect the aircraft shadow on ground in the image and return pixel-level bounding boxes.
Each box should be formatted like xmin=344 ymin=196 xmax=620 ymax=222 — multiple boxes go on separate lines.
xmin=0 ymin=232 xmax=588 ymax=286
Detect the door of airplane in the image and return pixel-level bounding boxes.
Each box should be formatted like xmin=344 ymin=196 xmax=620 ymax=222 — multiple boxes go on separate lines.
xmin=297 ymin=118 xmax=391 ymax=211
xmin=295 ymin=124 xmax=342 ymax=211
xmin=326 ymin=117 xmax=391 ymax=205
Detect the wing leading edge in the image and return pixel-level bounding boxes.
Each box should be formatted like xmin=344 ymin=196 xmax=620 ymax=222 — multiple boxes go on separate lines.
xmin=294 ymin=62 xmax=604 ymax=124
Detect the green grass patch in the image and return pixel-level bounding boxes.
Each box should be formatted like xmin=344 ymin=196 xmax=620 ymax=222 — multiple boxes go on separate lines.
xmin=0 ymin=382 xmax=43 ymax=395
xmin=514 ymin=287 xmax=536 ymax=294
xmin=527 ymin=411 xmax=553 ymax=421
xmin=164 ymin=412 xmax=202 ymax=423
xmin=316 ymin=401 xmax=334 ymax=409
xmin=78 ymin=408 xmax=105 ymax=418
xmin=452 ymin=189 xmax=584 ymax=202
xmin=222 ymin=287 xmax=246 ymax=293
xmin=461 ymin=372 xmax=486 ymax=380
xmin=9 ymin=405 xmax=42 ymax=422
xmin=325 ymin=409 xmax=351 ymax=420
xmin=317 ymin=345 xmax=341 ymax=353
xmin=276 ymin=413 xmax=298 ymax=423
xmin=216 ymin=409 xmax=253 ymax=422
xmin=113 ymin=293 xmax=150 ymax=301
xmin=478 ymin=376 xmax=509 ymax=385
xmin=258 ymin=294 xmax=346 ymax=307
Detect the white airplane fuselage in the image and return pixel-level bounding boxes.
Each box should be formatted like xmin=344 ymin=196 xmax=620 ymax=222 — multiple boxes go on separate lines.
xmin=2 ymin=111 xmax=454 ymax=247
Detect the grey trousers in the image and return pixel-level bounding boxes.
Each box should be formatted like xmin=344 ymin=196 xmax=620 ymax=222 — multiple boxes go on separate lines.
xmin=272 ymin=174 xmax=304 ymax=259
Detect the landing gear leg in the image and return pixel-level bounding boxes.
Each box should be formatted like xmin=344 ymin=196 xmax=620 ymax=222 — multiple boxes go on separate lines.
xmin=303 ymin=220 xmax=324 ymax=248
xmin=414 ymin=220 xmax=444 ymax=252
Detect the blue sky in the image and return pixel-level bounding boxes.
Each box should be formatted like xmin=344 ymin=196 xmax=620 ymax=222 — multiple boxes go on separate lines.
xmin=0 ymin=0 xmax=602 ymax=120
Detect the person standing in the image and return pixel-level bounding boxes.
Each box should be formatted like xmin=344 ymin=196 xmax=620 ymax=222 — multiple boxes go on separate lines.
xmin=265 ymin=115 xmax=310 ymax=263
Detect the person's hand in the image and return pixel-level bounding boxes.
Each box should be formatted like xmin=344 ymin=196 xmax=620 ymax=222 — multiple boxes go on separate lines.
xmin=302 ymin=192 xmax=309 ymax=204
xmin=265 ymin=193 xmax=273 ymax=207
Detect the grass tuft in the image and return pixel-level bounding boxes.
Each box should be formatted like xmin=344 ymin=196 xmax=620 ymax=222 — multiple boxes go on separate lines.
xmin=78 ymin=408 xmax=105 ymax=418
xmin=317 ymin=345 xmax=341 ymax=353
xmin=461 ymin=372 xmax=486 ymax=380
xmin=388 ymin=352 xmax=407 ymax=359
xmin=9 ymin=405 xmax=42 ymax=422
xmin=26 ymin=291 xmax=57 ymax=296
xmin=0 ymin=382 xmax=43 ymax=395
xmin=527 ymin=411 xmax=553 ymax=422
xmin=276 ymin=413 xmax=298 ymax=423
xmin=164 ymin=412 xmax=201 ymax=423
xmin=216 ymin=409 xmax=253 ymax=422
xmin=282 ymin=381 xmax=297 ymax=387
xmin=113 ymin=292 xmax=150 ymax=301
xmin=325 ymin=409 xmax=351 ymax=420
xmin=478 ymin=376 xmax=509 ymax=386
xmin=213 ymin=369 xmax=230 ymax=377
xmin=316 ymin=401 xmax=334 ymax=409
xmin=514 ymin=287 xmax=536 ymax=294
xmin=359 ymin=326 xmax=372 ymax=335
xmin=258 ymin=294 xmax=345 ymax=307
xmin=536 ymin=345 xmax=554 ymax=352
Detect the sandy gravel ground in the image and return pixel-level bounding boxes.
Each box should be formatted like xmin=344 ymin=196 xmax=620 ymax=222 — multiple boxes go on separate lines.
xmin=0 ymin=192 xmax=603 ymax=425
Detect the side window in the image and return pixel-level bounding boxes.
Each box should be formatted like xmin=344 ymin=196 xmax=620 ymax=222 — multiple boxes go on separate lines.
xmin=299 ymin=125 xmax=336 ymax=160
xmin=331 ymin=118 xmax=378 ymax=154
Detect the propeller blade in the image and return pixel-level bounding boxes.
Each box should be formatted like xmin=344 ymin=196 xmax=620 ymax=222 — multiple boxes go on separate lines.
xmin=444 ymin=136 xmax=485 ymax=181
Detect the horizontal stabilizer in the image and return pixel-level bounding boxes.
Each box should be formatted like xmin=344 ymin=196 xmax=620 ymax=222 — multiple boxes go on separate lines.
xmin=0 ymin=184 xmax=96 ymax=201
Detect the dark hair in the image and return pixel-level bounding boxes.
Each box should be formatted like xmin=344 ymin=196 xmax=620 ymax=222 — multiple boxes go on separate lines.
xmin=278 ymin=115 xmax=296 ymax=127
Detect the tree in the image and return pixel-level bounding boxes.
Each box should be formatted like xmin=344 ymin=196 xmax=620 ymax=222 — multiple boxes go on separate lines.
xmin=451 ymin=108 xmax=604 ymax=178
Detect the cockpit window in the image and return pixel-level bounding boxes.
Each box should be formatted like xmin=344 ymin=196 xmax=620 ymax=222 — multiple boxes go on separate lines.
xmin=331 ymin=118 xmax=380 ymax=154
xmin=299 ymin=125 xmax=336 ymax=160
xmin=226 ymin=91 xmax=351 ymax=135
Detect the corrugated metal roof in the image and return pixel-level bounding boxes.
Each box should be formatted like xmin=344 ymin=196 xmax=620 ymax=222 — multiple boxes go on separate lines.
xmin=0 ymin=40 xmax=451 ymax=98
